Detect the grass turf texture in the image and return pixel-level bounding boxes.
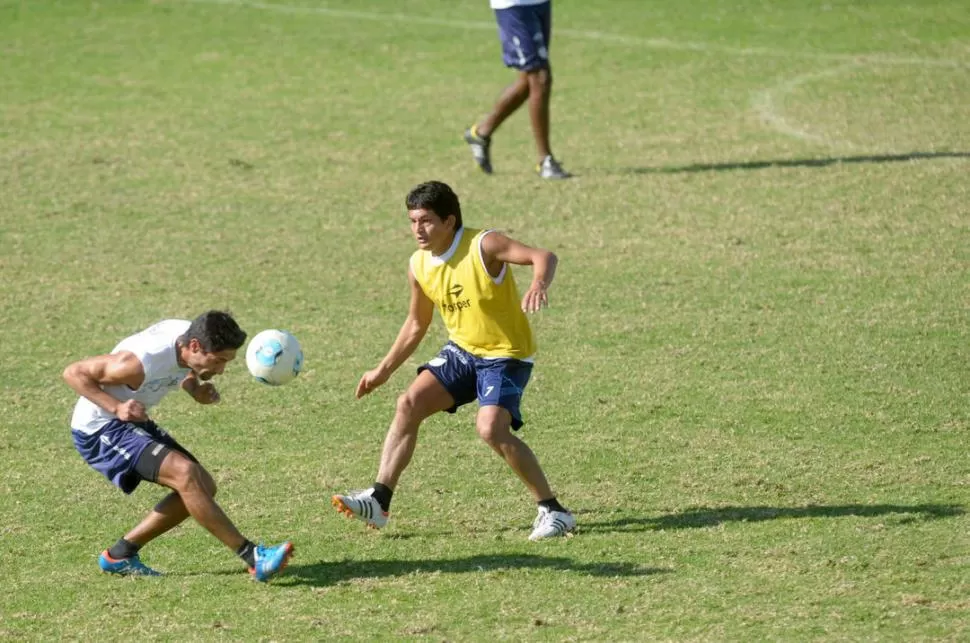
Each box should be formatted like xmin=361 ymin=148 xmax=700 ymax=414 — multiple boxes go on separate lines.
xmin=1 ymin=0 xmax=968 ymax=639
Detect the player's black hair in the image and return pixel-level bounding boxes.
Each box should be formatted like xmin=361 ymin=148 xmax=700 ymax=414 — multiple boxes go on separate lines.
xmin=406 ymin=181 xmax=462 ymax=230
xmin=181 ymin=310 xmax=247 ymax=352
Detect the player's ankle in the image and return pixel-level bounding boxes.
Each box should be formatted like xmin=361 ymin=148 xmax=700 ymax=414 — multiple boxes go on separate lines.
xmin=108 ymin=538 xmax=141 ymax=560
xmin=236 ymin=540 xmax=257 ymax=567
xmin=371 ymin=482 xmax=393 ymax=511
xmin=538 ymin=497 xmax=567 ymax=513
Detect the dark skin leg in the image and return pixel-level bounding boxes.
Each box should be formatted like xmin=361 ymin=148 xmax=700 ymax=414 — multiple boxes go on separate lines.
xmin=477 ymin=72 xmax=530 ymax=139
xmin=525 ymin=67 xmax=553 ymax=162
xmin=477 ymin=67 xmax=553 ymax=163
xmin=141 ymin=451 xmax=247 ymax=551
xmin=121 ymin=466 xmax=217 ymax=547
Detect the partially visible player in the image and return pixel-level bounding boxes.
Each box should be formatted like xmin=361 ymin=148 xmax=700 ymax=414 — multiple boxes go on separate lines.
xmin=63 ymin=310 xmax=293 ymax=580
xmin=464 ymin=0 xmax=570 ymax=179
xmin=333 ymin=181 xmax=575 ymax=540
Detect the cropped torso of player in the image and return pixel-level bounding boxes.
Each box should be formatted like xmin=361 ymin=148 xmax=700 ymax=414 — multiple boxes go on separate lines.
xmin=410 ymin=227 xmax=535 ymax=360
xmin=70 ymin=320 xmax=191 ymax=435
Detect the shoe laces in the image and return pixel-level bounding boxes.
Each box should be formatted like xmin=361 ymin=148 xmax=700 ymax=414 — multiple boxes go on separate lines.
xmin=128 ymin=556 xmax=150 ymax=570
xmin=533 ymin=505 xmax=551 ymax=529
xmin=126 ymin=556 xmax=160 ymax=575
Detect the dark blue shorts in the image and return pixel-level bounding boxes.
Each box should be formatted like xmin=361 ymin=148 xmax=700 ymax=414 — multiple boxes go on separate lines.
xmin=495 ymin=1 xmax=552 ymax=71
xmin=418 ymin=342 xmax=533 ymax=430
xmin=72 ymin=419 xmax=195 ymax=494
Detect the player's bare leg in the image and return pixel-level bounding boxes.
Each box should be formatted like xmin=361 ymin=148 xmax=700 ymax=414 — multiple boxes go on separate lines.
xmin=155 ymin=452 xmax=247 ymax=550
xmin=475 ymin=405 xmax=575 ymax=539
xmin=478 ymin=72 xmax=530 ymax=139
xmin=524 ymin=66 xmax=570 ymax=178
xmin=99 ymin=492 xmax=199 ymax=576
xmin=123 ymin=493 xmax=191 ymax=546
xmin=525 ymin=67 xmax=552 ymax=162
xmin=465 ymin=73 xmax=530 ymax=174
xmin=377 ymin=370 xmax=455 ymax=488
xmin=475 ymin=405 xmax=553 ymax=500
xmin=122 ymin=468 xmax=216 ymax=546
xmin=100 ymin=453 xmax=292 ymax=579
xmin=333 ymin=370 xmax=453 ymax=528
xmin=150 ymin=451 xmax=293 ymax=580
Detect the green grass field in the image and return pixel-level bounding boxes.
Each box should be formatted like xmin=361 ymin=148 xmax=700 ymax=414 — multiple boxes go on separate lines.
xmin=2 ymin=0 xmax=969 ymax=639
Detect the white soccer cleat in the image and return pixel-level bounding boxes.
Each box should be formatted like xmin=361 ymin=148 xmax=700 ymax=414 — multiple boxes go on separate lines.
xmin=529 ymin=506 xmax=576 ymax=540
xmin=332 ymin=489 xmax=389 ymax=529
xmin=536 ymin=155 xmax=571 ymax=180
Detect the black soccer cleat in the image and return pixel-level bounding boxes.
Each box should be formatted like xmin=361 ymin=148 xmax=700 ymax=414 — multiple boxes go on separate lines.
xmin=464 ymin=125 xmax=493 ymax=175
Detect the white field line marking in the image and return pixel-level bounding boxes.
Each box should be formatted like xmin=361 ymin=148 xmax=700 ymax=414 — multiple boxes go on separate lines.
xmin=182 ymin=0 xmax=968 ymax=69
xmin=750 ymin=64 xmax=864 ymax=146
xmin=182 ymin=0 xmax=966 ymax=146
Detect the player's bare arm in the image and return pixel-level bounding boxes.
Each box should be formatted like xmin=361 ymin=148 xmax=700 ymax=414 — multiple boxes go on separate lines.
xmin=481 ymin=231 xmax=559 ymax=313
xmin=181 ymin=372 xmax=221 ymax=405
xmin=356 ymin=267 xmax=435 ymax=399
xmin=62 ymin=351 xmax=149 ymax=421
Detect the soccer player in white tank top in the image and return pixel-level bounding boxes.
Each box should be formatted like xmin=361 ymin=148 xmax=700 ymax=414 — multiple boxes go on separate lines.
xmin=463 ymin=0 xmax=571 ymax=179
xmin=64 ymin=310 xmax=293 ymax=581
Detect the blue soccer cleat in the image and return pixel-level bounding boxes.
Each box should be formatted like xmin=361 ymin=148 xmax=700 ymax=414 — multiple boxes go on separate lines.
xmin=249 ymin=541 xmax=294 ymax=582
xmin=99 ymin=550 xmax=162 ymax=576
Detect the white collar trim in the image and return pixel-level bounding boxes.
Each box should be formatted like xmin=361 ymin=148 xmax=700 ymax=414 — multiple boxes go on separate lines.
xmin=430 ymin=227 xmax=464 ymax=265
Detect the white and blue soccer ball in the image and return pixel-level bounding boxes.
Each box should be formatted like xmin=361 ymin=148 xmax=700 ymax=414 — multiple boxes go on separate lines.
xmin=245 ymin=329 xmax=303 ymax=386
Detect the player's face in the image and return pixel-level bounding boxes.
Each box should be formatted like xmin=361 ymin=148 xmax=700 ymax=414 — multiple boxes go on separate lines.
xmin=409 ymin=208 xmax=454 ymax=254
xmin=186 ymin=340 xmax=237 ymax=380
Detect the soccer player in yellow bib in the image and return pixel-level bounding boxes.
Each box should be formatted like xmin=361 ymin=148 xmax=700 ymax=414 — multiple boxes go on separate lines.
xmin=333 ymin=181 xmax=575 ymax=540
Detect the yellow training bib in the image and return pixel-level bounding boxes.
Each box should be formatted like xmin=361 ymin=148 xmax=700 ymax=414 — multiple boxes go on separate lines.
xmin=410 ymin=228 xmax=535 ymax=359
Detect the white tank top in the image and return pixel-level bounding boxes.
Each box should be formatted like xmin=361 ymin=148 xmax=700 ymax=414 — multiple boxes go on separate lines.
xmin=70 ymin=319 xmax=192 ymax=435
xmin=490 ymin=0 xmax=548 ymax=9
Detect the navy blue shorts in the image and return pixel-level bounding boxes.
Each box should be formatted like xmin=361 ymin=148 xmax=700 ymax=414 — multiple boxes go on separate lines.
xmin=72 ymin=419 xmax=195 ymax=494
xmin=494 ymin=1 xmax=552 ymax=71
xmin=418 ymin=342 xmax=533 ymax=430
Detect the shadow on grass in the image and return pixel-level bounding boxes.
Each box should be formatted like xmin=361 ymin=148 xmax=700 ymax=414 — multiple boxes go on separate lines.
xmin=625 ymin=151 xmax=970 ymax=174
xmin=283 ymin=553 xmax=668 ymax=587
xmin=580 ymin=503 xmax=965 ymax=533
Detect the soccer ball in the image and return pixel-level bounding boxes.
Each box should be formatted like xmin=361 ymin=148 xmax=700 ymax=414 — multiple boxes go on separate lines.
xmin=245 ymin=329 xmax=304 ymax=386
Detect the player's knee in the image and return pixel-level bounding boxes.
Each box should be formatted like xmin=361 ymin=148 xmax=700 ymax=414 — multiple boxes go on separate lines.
xmin=168 ymin=458 xmax=210 ymax=495
xmin=475 ymin=419 xmax=508 ymax=446
xmin=527 ymin=68 xmax=552 ymax=92
xmin=394 ymin=392 xmax=423 ymax=426
xmin=200 ymin=467 xmax=218 ymax=497
xmin=396 ymin=390 xmax=434 ymax=423
xmin=182 ymin=463 xmax=211 ymax=495
xmin=395 ymin=391 xmax=412 ymax=415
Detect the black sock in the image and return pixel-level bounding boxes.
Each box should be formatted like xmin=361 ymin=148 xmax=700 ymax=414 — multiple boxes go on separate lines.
xmin=538 ymin=497 xmax=568 ymax=514
xmin=107 ymin=538 xmax=141 ymax=560
xmin=236 ymin=540 xmax=256 ymax=568
xmin=371 ymin=483 xmax=393 ymax=512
